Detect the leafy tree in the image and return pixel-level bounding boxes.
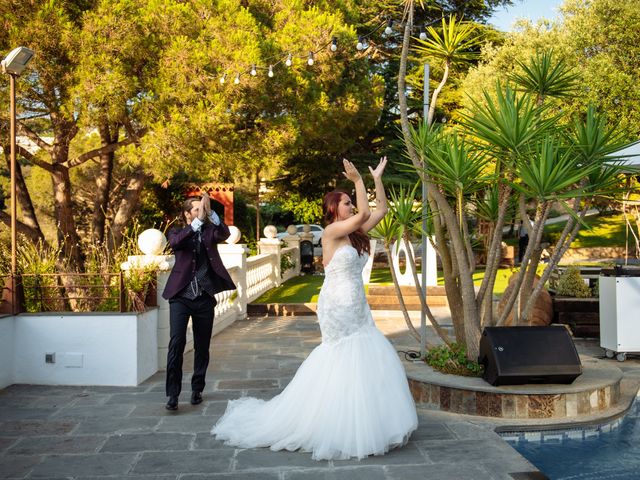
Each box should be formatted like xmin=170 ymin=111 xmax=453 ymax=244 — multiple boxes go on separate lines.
xmin=463 ymin=0 xmax=640 ymax=137
xmin=1 ymin=0 xmax=384 ymax=269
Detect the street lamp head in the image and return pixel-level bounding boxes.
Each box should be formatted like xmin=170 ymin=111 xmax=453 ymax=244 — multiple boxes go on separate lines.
xmin=1 ymin=46 xmax=34 ymax=76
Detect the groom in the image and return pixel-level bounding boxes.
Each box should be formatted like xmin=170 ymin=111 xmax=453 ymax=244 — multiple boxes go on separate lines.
xmin=162 ymin=192 xmax=236 ymax=411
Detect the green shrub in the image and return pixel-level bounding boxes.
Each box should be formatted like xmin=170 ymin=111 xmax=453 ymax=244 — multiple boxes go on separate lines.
xmin=280 ymin=251 xmax=296 ymax=277
xmin=425 ymin=342 xmax=484 ymax=377
xmin=556 ymin=266 xmax=592 ymax=298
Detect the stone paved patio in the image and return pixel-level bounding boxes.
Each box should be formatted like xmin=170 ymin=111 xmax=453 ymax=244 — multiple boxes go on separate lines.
xmin=1 ymin=312 xmax=552 ymax=479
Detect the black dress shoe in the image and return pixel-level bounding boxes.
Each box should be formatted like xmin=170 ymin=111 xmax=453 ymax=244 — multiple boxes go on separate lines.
xmin=166 ymin=396 xmax=178 ymax=411
xmin=190 ymin=391 xmax=203 ymax=405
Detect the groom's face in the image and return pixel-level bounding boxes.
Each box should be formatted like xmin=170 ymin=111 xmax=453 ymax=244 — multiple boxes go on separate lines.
xmin=184 ymin=200 xmax=202 ymax=225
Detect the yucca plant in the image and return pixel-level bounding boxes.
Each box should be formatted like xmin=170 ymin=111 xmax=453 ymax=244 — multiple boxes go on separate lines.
xmin=413 ymin=15 xmax=483 ymax=125
xmin=398 ymin=12 xmax=634 ymax=360
xmin=508 ymin=50 xmax=580 ymax=104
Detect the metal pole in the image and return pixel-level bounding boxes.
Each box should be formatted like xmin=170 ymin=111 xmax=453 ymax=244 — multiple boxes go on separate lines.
xmin=9 ymin=73 xmax=17 ymax=313
xmin=420 ymin=63 xmax=429 ymax=357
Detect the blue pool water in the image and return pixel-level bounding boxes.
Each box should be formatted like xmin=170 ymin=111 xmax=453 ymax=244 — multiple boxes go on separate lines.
xmin=501 ymin=398 xmax=640 ymax=480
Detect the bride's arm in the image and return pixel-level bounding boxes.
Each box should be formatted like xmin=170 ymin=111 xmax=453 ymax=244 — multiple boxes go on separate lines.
xmin=362 ymin=157 xmax=388 ymax=233
xmin=324 ymin=160 xmax=370 ymax=240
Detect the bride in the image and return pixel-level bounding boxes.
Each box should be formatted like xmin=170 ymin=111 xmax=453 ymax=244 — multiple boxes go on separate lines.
xmin=212 ymin=157 xmax=417 ymax=460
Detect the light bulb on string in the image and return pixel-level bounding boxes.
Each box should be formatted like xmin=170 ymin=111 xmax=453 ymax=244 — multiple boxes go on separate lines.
xmin=356 ymin=36 xmax=364 ymax=51
xmin=285 ymin=53 xmax=292 ymax=67
xmin=234 ymin=73 xmax=240 ymax=84
xmin=384 ymin=18 xmax=393 ymax=36
xmin=250 ymin=64 xmax=257 ymax=76
xmin=219 ymin=73 xmax=226 ymax=84
xmin=419 ymin=26 xmax=427 ymax=41
xmin=268 ymin=65 xmax=274 ymax=77
xmin=330 ymin=36 xmax=338 ymax=52
xmin=307 ymin=52 xmax=314 ymax=66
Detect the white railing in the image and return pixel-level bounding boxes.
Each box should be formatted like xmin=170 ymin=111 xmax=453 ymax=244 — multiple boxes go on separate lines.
xmin=246 ymin=253 xmax=278 ymax=303
xmin=214 ymin=265 xmax=240 ymax=332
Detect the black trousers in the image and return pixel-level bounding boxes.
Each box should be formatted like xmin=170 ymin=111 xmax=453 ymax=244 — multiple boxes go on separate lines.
xmin=166 ymin=294 xmax=216 ymax=397
xmin=518 ymin=234 xmax=529 ymax=263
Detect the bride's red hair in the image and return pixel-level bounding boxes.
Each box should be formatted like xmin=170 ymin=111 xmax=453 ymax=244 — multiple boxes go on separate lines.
xmin=322 ymin=191 xmax=370 ymax=256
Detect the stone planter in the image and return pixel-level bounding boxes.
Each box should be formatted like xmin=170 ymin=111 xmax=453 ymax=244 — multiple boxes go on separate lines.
xmin=552 ymin=296 xmax=599 ymax=338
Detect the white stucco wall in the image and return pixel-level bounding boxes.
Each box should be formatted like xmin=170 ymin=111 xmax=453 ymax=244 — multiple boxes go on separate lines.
xmin=0 ymin=316 xmax=15 ymax=389
xmin=12 ymin=309 xmax=157 ymax=386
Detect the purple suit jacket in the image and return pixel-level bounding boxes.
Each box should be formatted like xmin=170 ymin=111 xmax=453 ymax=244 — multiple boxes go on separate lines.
xmin=162 ymin=221 xmax=236 ymax=300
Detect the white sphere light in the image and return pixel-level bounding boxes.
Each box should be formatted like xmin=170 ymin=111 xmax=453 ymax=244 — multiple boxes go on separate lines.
xmin=225 ymin=225 xmax=242 ymax=244
xmin=264 ymin=225 xmax=278 ymax=239
xmin=138 ymin=229 xmax=167 ymax=255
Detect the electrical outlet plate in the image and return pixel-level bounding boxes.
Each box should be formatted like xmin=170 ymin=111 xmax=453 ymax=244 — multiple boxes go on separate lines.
xmin=45 ymin=352 xmax=55 ymax=364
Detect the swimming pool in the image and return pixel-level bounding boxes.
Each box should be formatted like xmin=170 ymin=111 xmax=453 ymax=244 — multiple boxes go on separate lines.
xmin=501 ymin=397 xmax=640 ymax=479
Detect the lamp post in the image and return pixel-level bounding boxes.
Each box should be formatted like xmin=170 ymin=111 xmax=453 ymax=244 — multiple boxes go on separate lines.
xmin=2 ymin=46 xmax=34 ymax=313
xmin=420 ymin=63 xmax=430 ymax=357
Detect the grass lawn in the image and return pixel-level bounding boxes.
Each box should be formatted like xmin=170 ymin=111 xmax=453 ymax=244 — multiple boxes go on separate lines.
xmin=254 ymin=274 xmax=324 ymax=303
xmin=504 ymin=212 xmax=627 ymax=248
xmin=254 ymin=212 xmax=627 ymax=304
xmin=254 ymin=266 xmax=518 ymax=303
xmin=544 ymin=212 xmax=627 ymax=248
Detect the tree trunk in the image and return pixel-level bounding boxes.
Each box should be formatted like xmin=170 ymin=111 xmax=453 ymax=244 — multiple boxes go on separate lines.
xmin=384 ymin=242 xmax=422 ymax=343
xmin=3 ymin=148 xmax=45 ymax=243
xmin=403 ymin=235 xmax=453 ymax=345
xmin=51 ymin=162 xmax=83 ymax=270
xmin=92 ymin=123 xmax=116 ymax=245
xmin=427 ymin=62 xmax=450 ymax=126
xmin=108 ymin=169 xmax=146 ymax=253
xmin=0 ymin=212 xmax=46 ymax=245
xmin=255 ymin=169 xmax=261 ymax=244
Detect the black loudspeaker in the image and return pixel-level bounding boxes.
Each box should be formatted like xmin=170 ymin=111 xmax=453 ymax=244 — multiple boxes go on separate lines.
xmin=478 ymin=326 xmax=582 ymax=386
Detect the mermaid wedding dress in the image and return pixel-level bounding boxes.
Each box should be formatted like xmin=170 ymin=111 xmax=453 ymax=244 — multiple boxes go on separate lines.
xmin=211 ymin=244 xmax=418 ymax=460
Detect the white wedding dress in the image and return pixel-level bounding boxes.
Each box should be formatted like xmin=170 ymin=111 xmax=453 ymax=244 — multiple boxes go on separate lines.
xmin=211 ymin=244 xmax=418 ymax=460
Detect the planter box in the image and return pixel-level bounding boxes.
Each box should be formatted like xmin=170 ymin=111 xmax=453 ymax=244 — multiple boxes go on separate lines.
xmin=10 ymin=309 xmax=158 ymax=386
xmin=552 ymin=297 xmax=599 ymax=338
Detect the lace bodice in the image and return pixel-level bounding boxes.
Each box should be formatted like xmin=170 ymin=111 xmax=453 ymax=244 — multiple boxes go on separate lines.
xmin=317 ymin=245 xmax=374 ymax=344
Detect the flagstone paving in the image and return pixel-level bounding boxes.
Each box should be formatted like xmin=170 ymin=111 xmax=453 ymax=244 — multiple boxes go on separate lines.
xmin=0 ymin=312 xmax=570 ymax=479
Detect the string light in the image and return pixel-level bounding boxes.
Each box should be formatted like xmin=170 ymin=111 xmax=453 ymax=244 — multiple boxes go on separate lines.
xmin=213 ymin=15 xmax=443 ymax=85
xmin=331 ymin=36 xmax=338 ymax=52
xmin=384 ymin=18 xmax=394 ymax=36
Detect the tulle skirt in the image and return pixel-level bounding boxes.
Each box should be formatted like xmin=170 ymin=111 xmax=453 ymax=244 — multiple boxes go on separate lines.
xmin=211 ymin=324 xmax=418 ymax=461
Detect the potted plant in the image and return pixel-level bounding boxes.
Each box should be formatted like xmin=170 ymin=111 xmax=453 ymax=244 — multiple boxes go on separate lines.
xmin=552 ymin=266 xmax=599 ymax=337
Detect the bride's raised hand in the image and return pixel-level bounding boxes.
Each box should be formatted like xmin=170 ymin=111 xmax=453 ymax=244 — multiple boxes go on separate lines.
xmin=342 ymin=158 xmax=361 ymax=183
xmin=368 ymin=156 xmax=387 ymax=180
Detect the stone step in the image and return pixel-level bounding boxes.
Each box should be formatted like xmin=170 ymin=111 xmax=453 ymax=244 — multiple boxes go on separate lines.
xmin=247 ymin=303 xmax=316 ymax=317
xmin=367 ymin=285 xmax=448 ymax=309
xmin=368 ymin=285 xmax=446 ymax=296
xmin=367 ymin=294 xmax=447 ymax=306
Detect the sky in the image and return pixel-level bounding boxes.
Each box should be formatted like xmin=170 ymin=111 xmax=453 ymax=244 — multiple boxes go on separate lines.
xmin=488 ymin=0 xmax=565 ymax=31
